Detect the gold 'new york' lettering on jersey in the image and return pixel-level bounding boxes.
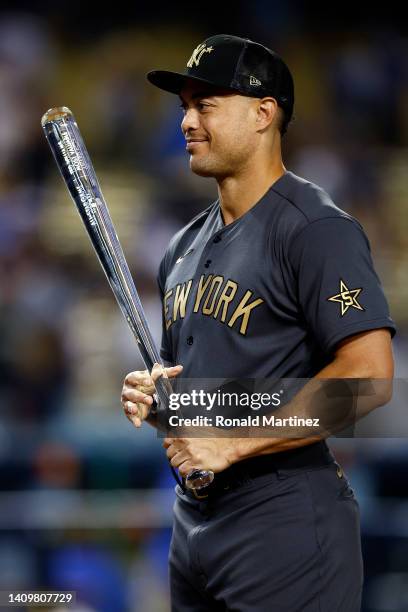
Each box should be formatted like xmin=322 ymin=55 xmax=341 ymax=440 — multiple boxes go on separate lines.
xmin=163 ymin=274 xmax=264 ymax=336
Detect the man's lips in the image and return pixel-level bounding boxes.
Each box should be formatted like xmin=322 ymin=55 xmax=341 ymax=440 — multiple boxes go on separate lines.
xmin=186 ymin=139 xmax=208 ymax=151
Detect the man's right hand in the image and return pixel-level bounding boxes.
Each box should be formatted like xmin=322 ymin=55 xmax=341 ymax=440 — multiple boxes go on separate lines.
xmin=121 ymin=363 xmax=183 ymax=428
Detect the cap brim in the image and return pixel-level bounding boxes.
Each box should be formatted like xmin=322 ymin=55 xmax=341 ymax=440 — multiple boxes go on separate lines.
xmin=146 ymin=70 xmax=227 ymax=95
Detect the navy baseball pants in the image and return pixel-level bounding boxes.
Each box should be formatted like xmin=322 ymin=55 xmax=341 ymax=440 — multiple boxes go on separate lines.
xmin=169 ymin=461 xmax=363 ymax=611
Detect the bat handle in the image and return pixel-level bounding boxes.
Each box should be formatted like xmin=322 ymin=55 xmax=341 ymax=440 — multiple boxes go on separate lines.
xmin=154 ymin=375 xmax=215 ymax=491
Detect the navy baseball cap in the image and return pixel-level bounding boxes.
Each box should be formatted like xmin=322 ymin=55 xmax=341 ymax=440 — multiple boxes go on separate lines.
xmin=147 ymin=34 xmax=294 ymax=122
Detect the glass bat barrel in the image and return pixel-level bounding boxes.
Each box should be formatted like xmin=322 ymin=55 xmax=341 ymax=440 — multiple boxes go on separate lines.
xmin=41 ymin=107 xmax=215 ymax=491
xmin=41 ymin=107 xmax=173 ymax=411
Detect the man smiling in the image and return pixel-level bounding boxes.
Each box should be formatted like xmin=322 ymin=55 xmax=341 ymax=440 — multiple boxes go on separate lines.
xmin=121 ymin=34 xmax=396 ymax=611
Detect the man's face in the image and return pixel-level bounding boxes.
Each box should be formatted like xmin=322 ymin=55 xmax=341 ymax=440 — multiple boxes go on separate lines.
xmin=179 ymin=80 xmax=259 ymax=178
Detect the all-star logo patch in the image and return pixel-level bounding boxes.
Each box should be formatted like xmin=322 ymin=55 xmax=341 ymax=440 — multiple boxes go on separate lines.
xmin=327 ymin=279 xmax=364 ymax=316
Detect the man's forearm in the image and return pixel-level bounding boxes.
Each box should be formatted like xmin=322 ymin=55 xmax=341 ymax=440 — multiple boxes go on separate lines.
xmin=228 ymin=356 xmax=393 ymax=464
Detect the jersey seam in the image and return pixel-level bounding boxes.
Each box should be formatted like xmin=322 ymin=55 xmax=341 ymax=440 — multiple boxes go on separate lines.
xmin=267 ymin=213 xmax=361 ymax=299
xmin=304 ymin=472 xmax=324 ymax=612
xmin=269 ymin=185 xmax=364 ymax=264
xmin=270 ymin=180 xmax=360 ymax=236
xmin=288 ymin=216 xmax=362 ymax=256
xmin=270 ymin=185 xmax=310 ymax=223
xmin=265 ymin=182 xmax=310 ymax=286
xmin=232 ymin=39 xmax=248 ymax=88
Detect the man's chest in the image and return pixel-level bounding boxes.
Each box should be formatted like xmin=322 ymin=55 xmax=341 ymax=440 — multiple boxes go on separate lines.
xmin=163 ymin=226 xmax=288 ymax=338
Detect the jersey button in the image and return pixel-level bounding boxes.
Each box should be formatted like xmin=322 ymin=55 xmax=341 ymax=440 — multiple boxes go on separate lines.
xmin=213 ymin=235 xmax=221 ymax=243
xmin=204 ymin=259 xmax=212 ymax=268
xmin=187 ymin=336 xmax=194 ymax=345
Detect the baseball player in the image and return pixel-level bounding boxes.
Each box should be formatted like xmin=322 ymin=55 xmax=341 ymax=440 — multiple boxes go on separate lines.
xmin=121 ymin=35 xmax=396 ymax=611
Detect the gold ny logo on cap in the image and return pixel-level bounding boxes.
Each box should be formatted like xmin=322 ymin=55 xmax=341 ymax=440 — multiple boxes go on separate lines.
xmin=187 ymin=43 xmax=214 ymax=67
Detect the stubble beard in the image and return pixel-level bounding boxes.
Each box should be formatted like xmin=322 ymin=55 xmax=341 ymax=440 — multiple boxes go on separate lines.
xmin=189 ymin=153 xmax=220 ymax=177
xmin=189 ymin=144 xmax=248 ymax=179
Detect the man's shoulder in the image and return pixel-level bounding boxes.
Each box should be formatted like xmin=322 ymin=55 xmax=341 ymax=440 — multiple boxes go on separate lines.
xmin=272 ymin=171 xmax=358 ymax=228
xmin=161 ymin=200 xmax=218 ymax=268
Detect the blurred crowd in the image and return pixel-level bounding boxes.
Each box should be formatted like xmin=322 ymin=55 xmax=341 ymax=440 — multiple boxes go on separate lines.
xmin=0 ymin=7 xmax=408 ymax=612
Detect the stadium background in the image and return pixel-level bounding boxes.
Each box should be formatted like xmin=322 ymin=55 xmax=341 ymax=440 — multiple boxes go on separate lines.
xmin=0 ymin=2 xmax=407 ymax=610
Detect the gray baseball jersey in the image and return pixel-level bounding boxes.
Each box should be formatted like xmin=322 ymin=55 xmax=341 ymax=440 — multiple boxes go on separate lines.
xmin=157 ymin=171 xmax=396 ymax=379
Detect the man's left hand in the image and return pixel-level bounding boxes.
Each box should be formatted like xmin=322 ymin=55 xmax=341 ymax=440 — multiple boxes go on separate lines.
xmin=163 ymin=437 xmax=238 ymax=478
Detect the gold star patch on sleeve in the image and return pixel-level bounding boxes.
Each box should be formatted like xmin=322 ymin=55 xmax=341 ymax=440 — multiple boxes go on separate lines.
xmin=327 ymin=279 xmax=365 ymax=316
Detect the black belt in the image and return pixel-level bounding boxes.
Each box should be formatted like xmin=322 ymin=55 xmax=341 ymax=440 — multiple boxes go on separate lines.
xmin=184 ymin=441 xmax=334 ymax=500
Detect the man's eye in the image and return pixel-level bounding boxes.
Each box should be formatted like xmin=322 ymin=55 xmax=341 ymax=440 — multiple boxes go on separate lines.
xmin=179 ymin=101 xmax=211 ymax=112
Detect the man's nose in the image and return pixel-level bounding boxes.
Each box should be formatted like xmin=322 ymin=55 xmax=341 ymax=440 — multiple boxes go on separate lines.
xmin=181 ymin=108 xmax=200 ymax=134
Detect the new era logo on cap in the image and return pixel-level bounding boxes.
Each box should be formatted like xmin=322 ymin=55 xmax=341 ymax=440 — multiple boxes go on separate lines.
xmin=249 ymin=75 xmax=262 ymax=86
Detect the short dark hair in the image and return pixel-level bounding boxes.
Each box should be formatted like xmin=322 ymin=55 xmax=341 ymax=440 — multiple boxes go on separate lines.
xmin=276 ymin=106 xmax=292 ymax=137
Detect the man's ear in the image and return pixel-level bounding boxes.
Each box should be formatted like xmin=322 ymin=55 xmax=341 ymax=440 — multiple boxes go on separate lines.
xmin=256 ymin=97 xmax=278 ymax=131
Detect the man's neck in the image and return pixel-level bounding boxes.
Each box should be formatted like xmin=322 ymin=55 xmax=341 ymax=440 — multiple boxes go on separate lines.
xmin=217 ymin=158 xmax=286 ymax=226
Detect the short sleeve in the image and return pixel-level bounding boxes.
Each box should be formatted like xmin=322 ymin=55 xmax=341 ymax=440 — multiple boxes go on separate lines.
xmin=289 ymin=217 xmax=396 ymax=354
xmin=157 ymin=256 xmax=173 ymax=363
